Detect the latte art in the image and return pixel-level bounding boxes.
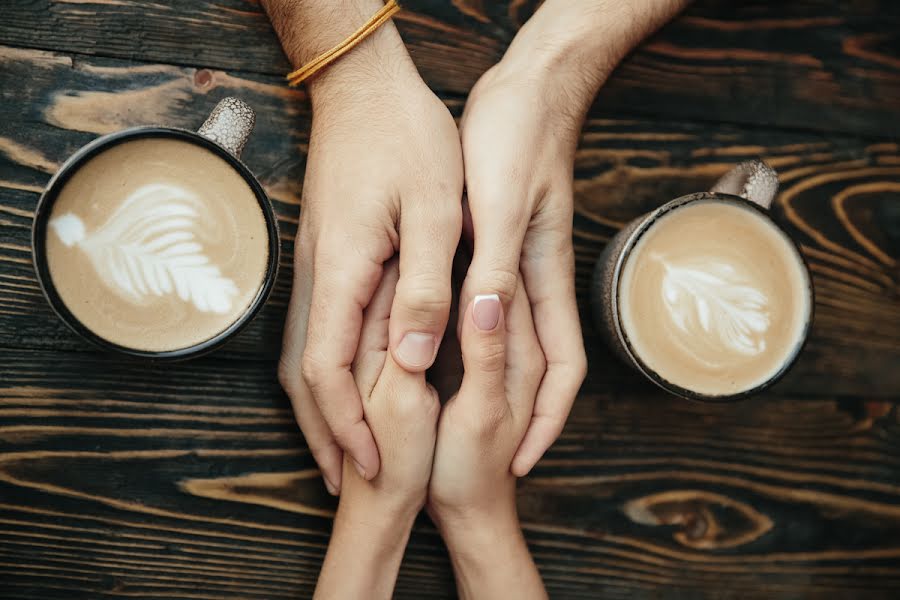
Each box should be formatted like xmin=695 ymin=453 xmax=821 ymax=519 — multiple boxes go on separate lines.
xmin=50 ymin=183 xmax=239 ymax=314
xmin=618 ymin=200 xmax=810 ymax=396
xmin=659 ymin=257 xmax=770 ymax=360
xmin=44 ymin=137 xmax=269 ymax=352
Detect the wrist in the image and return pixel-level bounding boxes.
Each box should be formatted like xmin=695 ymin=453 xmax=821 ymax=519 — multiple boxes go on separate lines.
xmin=496 ymin=0 xmax=687 ymax=118
xmin=333 ymin=491 xmax=418 ymax=556
xmin=498 ymin=1 xmax=618 ymax=107
xmin=316 ymin=479 xmax=419 ymax=599
xmin=431 ymin=494 xmax=519 ymax=554
xmin=306 ymin=13 xmax=421 ymax=110
xmin=435 ymin=506 xmax=546 ymax=600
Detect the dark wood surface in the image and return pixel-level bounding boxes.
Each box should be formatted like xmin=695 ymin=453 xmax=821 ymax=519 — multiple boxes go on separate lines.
xmin=1 ymin=1 xmax=899 ymax=598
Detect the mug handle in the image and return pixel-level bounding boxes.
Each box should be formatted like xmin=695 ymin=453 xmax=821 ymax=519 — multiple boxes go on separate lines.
xmin=198 ymin=97 xmax=256 ymax=159
xmin=710 ymin=159 xmax=779 ymax=209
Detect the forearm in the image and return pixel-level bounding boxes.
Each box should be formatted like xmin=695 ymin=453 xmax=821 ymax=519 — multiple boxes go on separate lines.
xmin=502 ymin=0 xmax=690 ymax=115
xmin=438 ymin=508 xmax=547 ymax=600
xmin=260 ymin=0 xmax=419 ymax=106
xmin=314 ymin=497 xmax=416 ymax=599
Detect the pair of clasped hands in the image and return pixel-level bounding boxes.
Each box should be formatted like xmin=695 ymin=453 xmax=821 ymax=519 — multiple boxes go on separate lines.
xmin=263 ymin=0 xmax=685 ymax=596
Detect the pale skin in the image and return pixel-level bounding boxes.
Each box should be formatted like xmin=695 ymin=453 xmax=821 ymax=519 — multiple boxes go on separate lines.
xmin=264 ymin=0 xmax=688 ymax=495
xmin=315 ymin=259 xmax=547 ymax=599
xmin=262 ymin=0 xmax=690 ymax=593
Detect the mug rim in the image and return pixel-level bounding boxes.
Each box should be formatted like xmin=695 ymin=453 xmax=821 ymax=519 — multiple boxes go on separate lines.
xmin=32 ymin=126 xmax=280 ymax=361
xmin=609 ymin=191 xmax=815 ymax=402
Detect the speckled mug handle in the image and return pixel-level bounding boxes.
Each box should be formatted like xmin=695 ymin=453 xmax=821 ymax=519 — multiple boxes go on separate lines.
xmin=198 ymin=97 xmax=255 ymax=159
xmin=710 ymin=159 xmax=779 ymax=209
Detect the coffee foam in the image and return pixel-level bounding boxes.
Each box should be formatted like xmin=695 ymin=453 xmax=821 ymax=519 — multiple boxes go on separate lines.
xmin=45 ymin=137 xmax=269 ymax=352
xmin=618 ymin=200 xmax=809 ymax=396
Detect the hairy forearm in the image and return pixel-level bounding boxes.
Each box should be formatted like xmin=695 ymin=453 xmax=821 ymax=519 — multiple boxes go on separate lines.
xmin=260 ymin=0 xmax=418 ymax=106
xmin=438 ymin=508 xmax=547 ymax=600
xmin=314 ymin=497 xmax=416 ymax=599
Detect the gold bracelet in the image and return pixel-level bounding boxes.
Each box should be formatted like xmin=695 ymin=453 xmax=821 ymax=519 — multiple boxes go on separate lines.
xmin=286 ymin=0 xmax=401 ymax=87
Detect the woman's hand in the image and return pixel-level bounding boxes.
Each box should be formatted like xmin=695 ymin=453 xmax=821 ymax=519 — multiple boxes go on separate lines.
xmin=428 ymin=280 xmax=548 ymax=600
xmin=458 ymin=57 xmax=588 ymax=478
xmin=458 ymin=0 xmax=686 ymax=476
xmin=314 ymin=259 xmax=439 ymax=600
xmin=272 ymin=2 xmax=463 ymax=493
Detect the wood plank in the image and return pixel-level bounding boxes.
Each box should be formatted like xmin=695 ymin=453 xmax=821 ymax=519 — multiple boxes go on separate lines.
xmin=1 ymin=46 xmax=897 ymax=396
xmin=1 ymin=1 xmax=900 ymax=136
xmin=1 ymin=348 xmax=899 ymax=598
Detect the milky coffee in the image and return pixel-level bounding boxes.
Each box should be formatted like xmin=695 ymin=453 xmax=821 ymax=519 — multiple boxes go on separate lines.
xmin=45 ymin=137 xmax=269 ymax=352
xmin=618 ymin=200 xmax=810 ymax=396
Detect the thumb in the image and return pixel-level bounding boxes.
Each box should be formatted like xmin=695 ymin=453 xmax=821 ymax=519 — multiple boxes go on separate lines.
xmin=458 ymin=197 xmax=528 ymax=341
xmin=389 ymin=197 xmax=461 ymax=372
xmin=458 ymin=293 xmax=506 ymax=403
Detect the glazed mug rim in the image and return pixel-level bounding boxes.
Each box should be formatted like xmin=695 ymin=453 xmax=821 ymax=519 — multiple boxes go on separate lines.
xmin=609 ymin=191 xmax=815 ymax=402
xmin=32 ymin=125 xmax=280 ymax=361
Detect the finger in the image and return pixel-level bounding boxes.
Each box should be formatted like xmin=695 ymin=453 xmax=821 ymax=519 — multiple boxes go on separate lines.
xmin=457 ymin=186 xmax=528 ymax=342
xmin=304 ymin=242 xmax=384 ymax=480
xmin=503 ymin=276 xmax=545 ymax=424
xmin=354 ymin=258 xmax=401 ymax=397
xmin=511 ymin=228 xmax=587 ymax=477
xmin=389 ymin=195 xmax=462 ymax=372
xmin=457 ymin=293 xmax=507 ymax=411
xmin=279 ymin=234 xmax=342 ymax=495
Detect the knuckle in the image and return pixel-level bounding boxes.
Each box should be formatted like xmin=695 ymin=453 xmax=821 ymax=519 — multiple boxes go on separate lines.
xmin=396 ymin=274 xmax=452 ymax=321
xmin=393 ymin=392 xmax=430 ymax=422
xmin=300 ymin=351 xmax=327 ymax=391
xmin=478 ymin=267 xmax=518 ymax=306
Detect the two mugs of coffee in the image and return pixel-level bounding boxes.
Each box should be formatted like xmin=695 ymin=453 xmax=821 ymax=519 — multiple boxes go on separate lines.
xmin=32 ymin=97 xmax=813 ymax=401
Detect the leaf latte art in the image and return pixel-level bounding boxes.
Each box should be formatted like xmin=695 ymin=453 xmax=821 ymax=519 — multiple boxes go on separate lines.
xmin=659 ymin=258 xmax=770 ymax=360
xmin=618 ymin=200 xmax=810 ymax=396
xmin=49 ymin=183 xmax=239 ymax=314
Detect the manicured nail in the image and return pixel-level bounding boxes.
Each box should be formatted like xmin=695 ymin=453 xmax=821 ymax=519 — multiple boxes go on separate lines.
xmin=352 ymin=458 xmax=367 ymax=480
xmin=323 ymin=476 xmax=338 ymax=496
xmin=396 ymin=332 xmax=436 ymax=368
xmin=473 ymin=294 xmax=501 ymax=331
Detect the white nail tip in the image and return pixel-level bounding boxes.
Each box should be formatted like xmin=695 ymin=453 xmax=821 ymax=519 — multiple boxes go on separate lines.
xmin=473 ymin=294 xmax=500 ymax=305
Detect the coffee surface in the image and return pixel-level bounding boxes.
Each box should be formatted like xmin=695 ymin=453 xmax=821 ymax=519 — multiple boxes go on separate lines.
xmin=618 ymin=200 xmax=810 ymax=396
xmin=45 ymin=137 xmax=269 ymax=352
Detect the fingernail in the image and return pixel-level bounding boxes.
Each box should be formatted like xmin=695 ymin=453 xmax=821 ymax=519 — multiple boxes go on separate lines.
xmin=396 ymin=332 xmax=436 ymax=368
xmin=352 ymin=458 xmax=367 ymax=480
xmin=473 ymin=294 xmax=501 ymax=331
xmin=323 ymin=476 xmax=338 ymax=496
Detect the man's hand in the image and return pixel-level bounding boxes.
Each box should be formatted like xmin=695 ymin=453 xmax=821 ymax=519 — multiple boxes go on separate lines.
xmin=265 ymin=0 xmax=462 ymax=493
xmin=459 ymin=0 xmax=687 ymax=476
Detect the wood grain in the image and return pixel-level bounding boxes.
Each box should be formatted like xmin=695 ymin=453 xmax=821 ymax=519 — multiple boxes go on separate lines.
xmin=0 ymin=46 xmax=897 ymax=397
xmin=1 ymin=1 xmax=900 ymax=136
xmin=1 ymin=349 xmax=900 ymax=599
xmin=1 ymin=2 xmax=899 ymax=597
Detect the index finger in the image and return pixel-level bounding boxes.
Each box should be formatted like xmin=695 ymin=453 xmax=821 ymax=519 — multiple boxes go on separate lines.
xmin=302 ymin=245 xmax=384 ymax=480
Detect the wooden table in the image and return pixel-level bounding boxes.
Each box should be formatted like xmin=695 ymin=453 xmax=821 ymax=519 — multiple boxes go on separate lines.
xmin=1 ymin=1 xmax=899 ymax=598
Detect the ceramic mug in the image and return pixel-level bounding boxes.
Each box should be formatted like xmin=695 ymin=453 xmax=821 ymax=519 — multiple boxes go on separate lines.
xmin=32 ymin=97 xmax=280 ymax=360
xmin=591 ymin=160 xmax=814 ymax=400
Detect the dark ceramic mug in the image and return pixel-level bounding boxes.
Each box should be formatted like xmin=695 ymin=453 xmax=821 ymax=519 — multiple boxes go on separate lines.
xmin=591 ymin=160 xmax=814 ymax=401
xmin=32 ymin=97 xmax=280 ymax=360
